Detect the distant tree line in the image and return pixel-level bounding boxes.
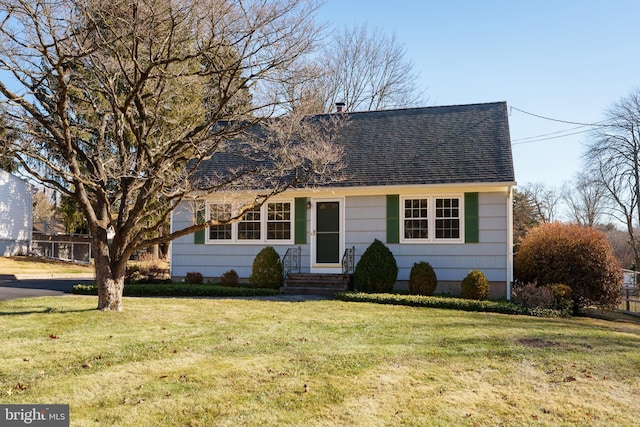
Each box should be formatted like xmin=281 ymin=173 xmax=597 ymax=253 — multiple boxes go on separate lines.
xmin=516 ymin=88 xmax=640 ymax=271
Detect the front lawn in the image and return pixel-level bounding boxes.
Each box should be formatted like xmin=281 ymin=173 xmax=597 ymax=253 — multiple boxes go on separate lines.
xmin=0 ymin=256 xmax=94 ymax=275
xmin=1 ymin=296 xmax=639 ymax=426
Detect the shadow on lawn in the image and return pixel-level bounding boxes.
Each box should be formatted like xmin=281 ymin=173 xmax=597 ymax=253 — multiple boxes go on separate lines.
xmin=0 ymin=307 xmax=96 ymax=316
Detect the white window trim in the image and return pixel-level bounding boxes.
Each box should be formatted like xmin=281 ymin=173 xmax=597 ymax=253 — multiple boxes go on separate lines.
xmin=205 ymin=200 xmax=294 ymax=245
xmin=400 ymin=194 xmax=465 ymax=244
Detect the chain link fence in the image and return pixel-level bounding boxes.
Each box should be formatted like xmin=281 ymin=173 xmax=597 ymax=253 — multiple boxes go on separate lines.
xmin=31 ymin=234 xmax=91 ymax=264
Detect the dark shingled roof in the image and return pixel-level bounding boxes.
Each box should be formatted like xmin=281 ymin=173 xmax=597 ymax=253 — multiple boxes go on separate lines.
xmin=196 ymin=101 xmax=515 ymax=189
xmin=331 ymin=101 xmax=514 ymax=187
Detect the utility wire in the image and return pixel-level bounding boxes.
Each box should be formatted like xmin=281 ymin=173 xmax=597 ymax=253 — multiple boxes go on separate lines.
xmin=510 ymin=106 xmax=608 ymax=127
xmin=511 ymin=128 xmax=593 ymax=145
xmin=509 ymin=106 xmax=610 ymax=146
xmin=511 ymin=124 xmax=591 ymax=143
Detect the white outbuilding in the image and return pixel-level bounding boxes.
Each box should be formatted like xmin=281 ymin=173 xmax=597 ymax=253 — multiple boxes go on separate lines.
xmin=0 ymin=168 xmax=32 ymax=256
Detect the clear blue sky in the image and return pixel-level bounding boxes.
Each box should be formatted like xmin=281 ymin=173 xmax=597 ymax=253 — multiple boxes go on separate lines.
xmin=316 ymin=0 xmax=640 ymax=189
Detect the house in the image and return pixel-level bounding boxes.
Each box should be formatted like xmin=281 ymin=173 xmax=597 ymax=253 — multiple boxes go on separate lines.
xmin=0 ymin=169 xmax=32 ymax=256
xmin=170 ymin=102 xmax=516 ymax=298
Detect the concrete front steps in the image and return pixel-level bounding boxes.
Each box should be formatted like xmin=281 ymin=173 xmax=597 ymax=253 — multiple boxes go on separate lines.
xmin=282 ymin=273 xmax=352 ymax=296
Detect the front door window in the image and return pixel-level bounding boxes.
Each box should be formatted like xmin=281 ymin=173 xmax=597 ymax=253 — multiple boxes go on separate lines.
xmin=316 ymin=201 xmax=340 ymax=263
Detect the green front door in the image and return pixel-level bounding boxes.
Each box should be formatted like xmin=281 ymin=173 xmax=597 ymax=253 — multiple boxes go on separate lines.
xmin=315 ymin=201 xmax=340 ymax=264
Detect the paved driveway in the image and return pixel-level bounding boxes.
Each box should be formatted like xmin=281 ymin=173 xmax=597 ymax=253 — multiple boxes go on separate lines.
xmin=0 ymin=275 xmax=93 ymax=301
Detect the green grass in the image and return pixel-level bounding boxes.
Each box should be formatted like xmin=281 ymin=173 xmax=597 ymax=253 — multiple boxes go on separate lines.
xmin=0 ymin=256 xmax=94 ymax=274
xmin=71 ymin=283 xmax=281 ymax=298
xmin=1 ymin=296 xmax=639 ymax=426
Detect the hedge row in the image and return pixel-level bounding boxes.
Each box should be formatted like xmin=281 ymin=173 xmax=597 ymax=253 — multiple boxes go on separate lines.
xmin=335 ymin=292 xmax=567 ymax=317
xmin=71 ymin=283 xmax=282 ymax=298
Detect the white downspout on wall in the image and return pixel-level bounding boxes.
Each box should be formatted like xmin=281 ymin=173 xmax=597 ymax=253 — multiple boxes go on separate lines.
xmin=506 ymin=185 xmax=514 ymax=300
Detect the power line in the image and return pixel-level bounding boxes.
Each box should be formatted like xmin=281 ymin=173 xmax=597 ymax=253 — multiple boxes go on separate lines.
xmin=510 ymin=106 xmax=607 ymax=127
xmin=511 ymin=128 xmax=593 ymax=145
xmin=511 ymin=124 xmax=591 ymax=143
xmin=509 ymin=105 xmax=610 ymax=146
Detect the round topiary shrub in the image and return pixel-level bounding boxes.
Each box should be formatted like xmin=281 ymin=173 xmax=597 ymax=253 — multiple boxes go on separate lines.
xmin=460 ymin=269 xmax=490 ymax=300
xmin=220 ymin=269 xmax=239 ymax=287
xmin=514 ymin=222 xmax=622 ymax=311
xmin=249 ymin=246 xmax=283 ymax=289
xmin=409 ymin=261 xmax=438 ymax=295
xmin=185 ymin=271 xmax=204 ymax=284
xmin=353 ymin=239 xmax=398 ymax=293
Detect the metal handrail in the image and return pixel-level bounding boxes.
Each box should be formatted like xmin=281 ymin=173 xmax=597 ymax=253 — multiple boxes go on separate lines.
xmin=282 ymin=246 xmax=301 ymax=278
xmin=342 ymin=246 xmax=355 ymax=276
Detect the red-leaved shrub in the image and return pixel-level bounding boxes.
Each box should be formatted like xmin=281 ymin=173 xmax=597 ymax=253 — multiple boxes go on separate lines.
xmin=514 ymin=223 xmax=622 ymax=311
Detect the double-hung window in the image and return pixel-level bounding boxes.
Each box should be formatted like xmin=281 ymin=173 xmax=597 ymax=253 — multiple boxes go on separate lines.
xmin=238 ymin=207 xmax=261 ymax=240
xmin=207 ymin=201 xmax=293 ymax=243
xmin=435 ymin=198 xmax=460 ymax=239
xmin=208 ymin=203 xmax=232 ymax=240
xmin=401 ymin=195 xmax=462 ymax=242
xmin=267 ymin=202 xmax=291 ymax=240
xmin=404 ymin=198 xmax=428 ymax=239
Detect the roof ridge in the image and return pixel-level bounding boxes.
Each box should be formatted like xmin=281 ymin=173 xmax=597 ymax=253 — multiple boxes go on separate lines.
xmin=317 ymin=101 xmax=507 ymax=118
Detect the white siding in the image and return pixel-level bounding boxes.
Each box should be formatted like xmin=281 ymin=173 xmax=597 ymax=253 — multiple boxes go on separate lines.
xmin=171 ymin=191 xmax=511 ymax=287
xmin=0 ymin=170 xmax=32 ymax=256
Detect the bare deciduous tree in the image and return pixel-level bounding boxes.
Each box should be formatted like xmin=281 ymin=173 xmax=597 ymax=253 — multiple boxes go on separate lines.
xmin=274 ymin=23 xmax=425 ymax=113
xmin=598 ymin=223 xmax=636 ymax=269
xmin=585 ymin=88 xmax=640 ymax=270
xmin=561 ymin=173 xmax=607 ymax=227
xmin=517 ymin=182 xmax=559 ymax=225
xmin=323 ymin=24 xmax=425 ymax=112
xmin=0 ymin=0 xmax=346 ymax=311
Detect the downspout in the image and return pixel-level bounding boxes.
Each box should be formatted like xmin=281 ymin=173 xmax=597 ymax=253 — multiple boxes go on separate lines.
xmin=169 ymin=199 xmax=175 ymax=279
xmin=506 ymin=185 xmax=514 ymax=300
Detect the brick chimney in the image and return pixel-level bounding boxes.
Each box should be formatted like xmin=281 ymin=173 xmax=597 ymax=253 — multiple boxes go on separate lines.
xmin=335 ymin=102 xmax=345 ymax=113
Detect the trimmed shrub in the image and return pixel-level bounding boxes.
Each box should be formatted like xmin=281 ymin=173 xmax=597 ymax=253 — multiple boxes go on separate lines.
xmin=353 ymin=239 xmax=398 ymax=293
xmin=548 ymin=283 xmax=574 ymax=315
xmin=250 ymin=246 xmax=283 ymax=289
xmin=409 ymin=261 xmax=438 ymax=296
xmin=125 ymin=260 xmax=170 ymax=283
xmin=512 ymin=282 xmax=556 ymax=309
xmin=220 ymin=269 xmax=239 ymax=287
xmin=514 ymin=222 xmax=622 ymax=311
xmin=460 ymin=269 xmax=489 ymax=300
xmin=125 ymin=265 xmax=143 ymax=283
xmin=185 ymin=271 xmax=203 ymax=284
xmin=335 ymin=292 xmax=534 ymax=316
xmin=511 ymin=282 xmax=574 ymax=317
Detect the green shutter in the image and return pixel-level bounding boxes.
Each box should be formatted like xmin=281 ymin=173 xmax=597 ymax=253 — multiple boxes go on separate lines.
xmin=465 ymin=192 xmax=479 ymax=243
xmin=194 ymin=208 xmax=205 ymax=244
xmin=294 ymin=198 xmax=307 ymax=244
xmin=386 ymin=195 xmax=400 ymax=244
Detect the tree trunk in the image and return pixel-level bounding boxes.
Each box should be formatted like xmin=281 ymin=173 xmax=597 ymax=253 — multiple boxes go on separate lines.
xmin=93 ymin=232 xmax=126 ymax=311
xmin=96 ymin=273 xmax=125 ymax=311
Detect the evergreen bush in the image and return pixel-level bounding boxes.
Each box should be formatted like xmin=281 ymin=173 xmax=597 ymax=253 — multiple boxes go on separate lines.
xmin=408 ymin=261 xmax=438 ymax=296
xmin=460 ymin=269 xmax=490 ymax=300
xmin=250 ymin=246 xmax=283 ymax=289
xmin=353 ymin=239 xmax=398 ymax=293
